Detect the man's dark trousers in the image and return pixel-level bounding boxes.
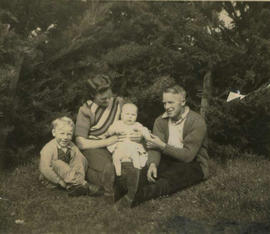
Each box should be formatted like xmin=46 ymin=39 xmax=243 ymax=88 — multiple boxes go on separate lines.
xmin=134 ymin=157 xmax=204 ymax=205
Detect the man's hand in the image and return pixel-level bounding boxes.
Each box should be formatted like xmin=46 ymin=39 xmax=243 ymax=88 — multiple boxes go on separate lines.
xmin=146 ymin=134 xmax=166 ymax=150
xmin=147 ymin=163 xmax=157 ymax=183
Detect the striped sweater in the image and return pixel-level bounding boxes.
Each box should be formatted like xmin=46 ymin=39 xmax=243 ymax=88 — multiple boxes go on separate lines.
xmin=75 ymin=97 xmax=123 ymax=139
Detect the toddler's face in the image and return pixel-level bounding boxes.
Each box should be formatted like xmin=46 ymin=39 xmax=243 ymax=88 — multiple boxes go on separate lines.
xmin=52 ymin=124 xmax=73 ymax=148
xmin=121 ymin=105 xmax=137 ymax=125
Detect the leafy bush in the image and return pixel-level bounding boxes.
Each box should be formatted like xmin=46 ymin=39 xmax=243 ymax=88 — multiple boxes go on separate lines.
xmin=1 ymin=1 xmax=270 ymax=168
xmin=207 ymin=86 xmax=270 ymax=159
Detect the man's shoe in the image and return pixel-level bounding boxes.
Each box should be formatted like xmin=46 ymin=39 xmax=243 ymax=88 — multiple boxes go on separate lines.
xmin=88 ymin=183 xmax=104 ymax=197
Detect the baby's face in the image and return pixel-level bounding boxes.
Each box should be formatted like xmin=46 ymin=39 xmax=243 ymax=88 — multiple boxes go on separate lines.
xmin=121 ymin=105 xmax=137 ymax=125
xmin=52 ymin=124 xmax=73 ymax=148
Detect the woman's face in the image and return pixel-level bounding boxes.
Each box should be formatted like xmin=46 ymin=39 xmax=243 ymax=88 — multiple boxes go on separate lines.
xmin=94 ymin=88 xmax=113 ymax=108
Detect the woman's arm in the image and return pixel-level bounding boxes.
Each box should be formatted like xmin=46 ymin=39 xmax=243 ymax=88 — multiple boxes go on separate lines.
xmin=75 ymin=101 xmax=128 ymax=150
xmin=76 ymin=135 xmax=124 ymax=150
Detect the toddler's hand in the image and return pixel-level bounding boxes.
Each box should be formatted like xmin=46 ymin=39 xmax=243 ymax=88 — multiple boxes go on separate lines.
xmin=58 ymin=179 xmax=66 ymax=188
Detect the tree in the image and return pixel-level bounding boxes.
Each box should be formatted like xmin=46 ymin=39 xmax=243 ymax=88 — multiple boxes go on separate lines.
xmin=205 ymin=2 xmax=270 ymax=158
xmin=0 ymin=1 xmax=87 ymax=166
xmin=2 ymin=1 xmax=270 ymax=167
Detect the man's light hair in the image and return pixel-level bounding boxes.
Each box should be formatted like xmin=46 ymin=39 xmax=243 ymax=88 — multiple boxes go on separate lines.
xmin=52 ymin=116 xmax=74 ymax=130
xmin=163 ymin=85 xmax=186 ymax=100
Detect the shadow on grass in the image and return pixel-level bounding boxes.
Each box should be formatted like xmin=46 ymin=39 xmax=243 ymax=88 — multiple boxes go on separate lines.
xmin=158 ymin=216 xmax=270 ymax=234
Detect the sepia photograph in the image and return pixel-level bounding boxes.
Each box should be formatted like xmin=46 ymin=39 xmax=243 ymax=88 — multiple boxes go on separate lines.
xmin=1 ymin=0 xmax=270 ymax=233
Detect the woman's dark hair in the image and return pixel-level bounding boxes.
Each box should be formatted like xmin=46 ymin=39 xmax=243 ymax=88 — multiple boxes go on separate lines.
xmin=87 ymin=74 xmax=112 ymax=98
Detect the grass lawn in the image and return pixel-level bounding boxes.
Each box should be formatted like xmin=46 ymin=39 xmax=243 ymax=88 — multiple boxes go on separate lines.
xmin=1 ymin=156 xmax=270 ymax=234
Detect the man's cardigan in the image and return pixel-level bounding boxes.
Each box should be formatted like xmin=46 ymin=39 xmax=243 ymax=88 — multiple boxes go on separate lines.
xmin=148 ymin=110 xmax=209 ymax=179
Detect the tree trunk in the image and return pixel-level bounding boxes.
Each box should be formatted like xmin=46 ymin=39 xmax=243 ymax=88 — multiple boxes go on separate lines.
xmin=200 ymin=70 xmax=212 ymax=118
xmin=9 ymin=55 xmax=24 ymax=104
xmin=0 ymin=54 xmax=24 ymax=165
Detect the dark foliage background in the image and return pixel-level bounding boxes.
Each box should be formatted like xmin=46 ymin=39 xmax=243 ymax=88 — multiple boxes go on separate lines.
xmin=1 ymin=1 xmax=270 ymax=167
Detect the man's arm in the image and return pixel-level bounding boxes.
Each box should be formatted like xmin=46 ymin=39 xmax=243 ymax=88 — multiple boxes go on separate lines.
xmin=149 ymin=116 xmax=207 ymax=163
xmin=163 ymin=119 xmax=206 ymax=162
xmin=76 ymin=136 xmax=122 ymax=149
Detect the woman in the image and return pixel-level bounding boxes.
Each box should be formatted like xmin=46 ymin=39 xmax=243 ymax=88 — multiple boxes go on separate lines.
xmin=75 ymin=74 xmax=142 ymax=203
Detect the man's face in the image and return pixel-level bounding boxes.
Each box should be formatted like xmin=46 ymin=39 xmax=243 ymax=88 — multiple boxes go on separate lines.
xmin=52 ymin=124 xmax=73 ymax=148
xmin=94 ymin=89 xmax=113 ymax=108
xmin=121 ymin=105 xmax=137 ymax=125
xmin=162 ymin=92 xmax=186 ymax=121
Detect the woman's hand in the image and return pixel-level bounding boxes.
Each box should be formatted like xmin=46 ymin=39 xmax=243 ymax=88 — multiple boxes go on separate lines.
xmin=146 ymin=134 xmax=166 ymax=150
xmin=107 ymin=134 xmax=126 ymax=146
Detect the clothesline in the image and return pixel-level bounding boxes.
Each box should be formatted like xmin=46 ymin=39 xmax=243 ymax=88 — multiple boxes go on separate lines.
xmin=226 ymin=82 xmax=270 ymax=102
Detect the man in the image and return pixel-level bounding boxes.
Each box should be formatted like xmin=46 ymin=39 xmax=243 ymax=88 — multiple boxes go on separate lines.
xmin=134 ymin=84 xmax=209 ymax=204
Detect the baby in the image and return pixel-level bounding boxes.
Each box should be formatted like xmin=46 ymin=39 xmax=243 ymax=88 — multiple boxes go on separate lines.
xmin=39 ymin=116 xmax=102 ymax=196
xmin=106 ymin=103 xmax=151 ymax=176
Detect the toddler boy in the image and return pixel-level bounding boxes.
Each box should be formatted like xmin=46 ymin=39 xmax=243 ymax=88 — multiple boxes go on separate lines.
xmin=39 ymin=116 xmax=102 ymax=196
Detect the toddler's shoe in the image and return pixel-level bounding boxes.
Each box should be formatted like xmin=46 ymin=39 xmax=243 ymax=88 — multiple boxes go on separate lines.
xmin=67 ymin=184 xmax=89 ymax=197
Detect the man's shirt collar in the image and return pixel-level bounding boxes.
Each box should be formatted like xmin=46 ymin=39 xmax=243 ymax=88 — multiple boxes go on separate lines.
xmin=162 ymin=106 xmax=190 ymax=124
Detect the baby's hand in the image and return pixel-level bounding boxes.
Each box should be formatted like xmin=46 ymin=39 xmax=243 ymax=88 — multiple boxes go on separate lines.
xmin=141 ymin=127 xmax=151 ymax=141
xmin=144 ymin=134 xmax=152 ymax=142
xmin=133 ymin=126 xmax=140 ymax=132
